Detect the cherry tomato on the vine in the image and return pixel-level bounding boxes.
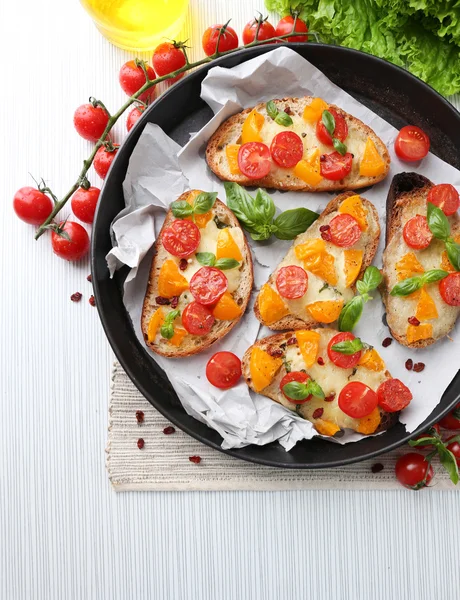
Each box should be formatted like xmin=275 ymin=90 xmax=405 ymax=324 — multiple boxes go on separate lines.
xmin=126 ymin=106 xmax=145 ymax=132
xmin=242 ymin=18 xmax=276 ymax=45
xmin=119 ymin=60 xmax=156 ymax=103
xmin=412 ymin=423 xmax=441 ymax=448
xmin=446 ymin=436 xmax=460 ymax=466
xmin=73 ymin=103 xmax=109 ymax=142
xmin=71 ymin=186 xmax=100 ymax=224
xmin=439 ymin=403 xmax=460 ymax=430
xmin=202 ymin=24 xmax=239 ymax=56
xmin=395 ymin=453 xmax=433 ymax=490
xmin=275 ymin=15 xmax=309 ymax=43
xmin=152 ymin=42 xmax=186 ymax=83
xmin=51 ymin=221 xmax=90 ymax=261
xmin=13 ymin=187 xmax=53 ymax=225
xmin=395 ymin=125 xmax=430 ymax=162
xmin=94 ymin=144 xmax=120 ymax=179
xmin=206 ymin=351 xmax=242 ymax=389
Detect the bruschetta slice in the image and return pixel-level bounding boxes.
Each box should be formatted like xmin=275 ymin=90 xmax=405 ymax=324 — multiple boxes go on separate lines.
xmin=141 ymin=190 xmax=253 ymax=357
xmin=206 ymin=97 xmax=390 ymax=192
xmin=254 ymin=192 xmax=380 ymax=329
xmin=242 ymin=329 xmax=411 ymax=437
xmin=382 ymin=172 xmax=460 ymax=348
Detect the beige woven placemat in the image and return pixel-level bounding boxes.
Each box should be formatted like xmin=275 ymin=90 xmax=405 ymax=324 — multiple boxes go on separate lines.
xmin=107 ymin=361 xmax=456 ymax=491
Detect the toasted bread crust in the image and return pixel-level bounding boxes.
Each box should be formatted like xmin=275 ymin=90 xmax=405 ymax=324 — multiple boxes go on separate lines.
xmin=206 ymin=98 xmax=391 ymax=192
xmin=254 ymin=192 xmax=381 ymax=330
xmin=141 ymin=192 xmax=254 ymax=357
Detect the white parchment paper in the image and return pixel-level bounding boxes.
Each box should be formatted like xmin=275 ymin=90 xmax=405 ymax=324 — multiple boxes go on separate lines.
xmin=106 ymin=47 xmax=460 ymax=449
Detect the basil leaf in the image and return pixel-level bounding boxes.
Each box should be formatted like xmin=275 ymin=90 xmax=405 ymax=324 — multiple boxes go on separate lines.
xmin=446 ymin=239 xmax=460 ymax=271
xmin=438 ymin=447 xmax=459 ymax=485
xmin=308 ymin=381 xmax=325 ymax=400
xmin=322 ymin=109 xmax=335 ymax=136
xmin=283 ymin=380 xmax=324 ymax=401
xmin=361 ymin=266 xmax=384 ymax=293
xmin=390 ymin=276 xmax=423 ymax=297
xmin=421 ymin=269 xmax=449 ymax=285
xmin=427 ymin=202 xmax=450 ymax=241
xmin=333 ymin=138 xmax=347 ymax=156
xmin=338 ymin=295 xmax=364 ymax=332
xmin=160 ymin=309 xmax=181 ymax=340
xmin=171 ymin=200 xmax=193 ymax=218
xmin=409 ymin=437 xmax=437 ymax=448
xmin=195 ymin=252 xmax=216 ymax=267
xmin=275 ymin=112 xmax=293 ymax=127
xmin=266 ymin=100 xmax=278 ymax=120
xmin=273 ymin=208 xmax=319 ymax=240
xmin=331 ymin=338 xmax=364 ymax=355
xmin=193 ymin=191 xmax=217 ymax=215
xmin=250 ymin=224 xmax=275 ymax=241
xmin=224 ymin=183 xmax=259 ymax=233
xmin=356 ymin=280 xmax=367 ymax=296
xmin=254 ymin=188 xmax=276 ymax=224
xmin=214 ymin=258 xmax=239 ymax=270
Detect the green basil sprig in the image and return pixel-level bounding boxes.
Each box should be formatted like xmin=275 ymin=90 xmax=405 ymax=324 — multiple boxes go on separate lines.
xmin=410 ymin=430 xmax=460 ymax=486
xmin=427 ymin=202 xmax=460 ymax=271
xmin=266 ymin=100 xmax=293 ymax=127
xmin=224 ymin=182 xmax=319 ymax=241
xmin=160 ymin=309 xmax=181 ymax=340
xmin=283 ymin=379 xmax=325 ymax=401
xmin=171 ymin=192 xmax=217 ymax=219
xmin=331 ymin=338 xmax=364 ymax=355
xmin=390 ymin=269 xmax=448 ymax=297
xmin=195 ymin=252 xmax=239 ymax=270
xmin=338 ymin=266 xmax=383 ymax=332
xmin=322 ymin=110 xmax=348 ymax=156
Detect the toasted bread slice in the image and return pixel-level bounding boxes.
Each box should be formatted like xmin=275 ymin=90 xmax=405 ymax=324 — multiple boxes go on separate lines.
xmin=254 ymin=192 xmax=380 ymax=330
xmin=382 ymin=173 xmax=460 ymax=348
xmin=242 ymin=329 xmax=400 ymax=437
xmin=206 ymin=97 xmax=390 ymax=192
xmin=141 ymin=191 xmax=253 ymax=357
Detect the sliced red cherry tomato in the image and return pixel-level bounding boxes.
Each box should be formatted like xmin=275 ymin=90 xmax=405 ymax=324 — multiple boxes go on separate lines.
xmin=276 ymin=265 xmax=308 ymax=299
xmin=190 ymin=267 xmax=228 ymax=305
xmin=206 ymin=351 xmax=242 ymax=389
xmin=242 ymin=18 xmax=276 ymax=45
xmin=279 ymin=371 xmax=311 ymax=402
xmin=162 ymin=219 xmax=200 ymax=258
xmin=320 ymin=152 xmax=353 ymax=181
xmin=439 ymin=272 xmax=460 ymax=306
xmin=270 ymin=131 xmax=304 ymax=168
xmin=274 ymin=15 xmax=308 ymax=43
xmin=126 ymin=106 xmax=145 ymax=132
xmin=413 ymin=423 xmax=441 ymax=448
xmin=51 ymin=221 xmax=90 ymax=262
xmin=427 ymin=184 xmax=460 ymax=216
xmin=152 ymin=42 xmax=186 ymax=83
xmin=439 ymin=403 xmax=460 ymax=429
xmin=403 ymin=215 xmax=433 ymax=250
xmin=93 ymin=144 xmax=120 ymax=179
xmin=338 ymin=382 xmax=378 ymax=418
xmin=395 ymin=125 xmax=430 ymax=162
xmin=13 ymin=187 xmax=53 ymax=225
xmin=316 ymin=108 xmax=348 ymax=146
xmin=328 ymin=213 xmax=361 ymax=247
xmin=119 ymin=60 xmax=156 ymax=103
xmin=377 ymin=378 xmax=413 ymax=413
xmin=71 ymin=186 xmax=100 ymax=224
xmin=73 ymin=103 xmax=109 ymax=142
xmin=182 ymin=302 xmax=215 ymax=335
xmin=446 ymin=436 xmax=460 ymax=465
xmin=327 ymin=332 xmax=362 ymax=369
xmin=202 ymin=24 xmax=239 ymax=56
xmin=238 ymin=142 xmax=271 ymax=179
xmin=395 ymin=453 xmax=433 ymax=490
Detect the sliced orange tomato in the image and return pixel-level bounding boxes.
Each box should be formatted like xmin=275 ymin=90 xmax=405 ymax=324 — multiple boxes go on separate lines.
xmin=295 ymin=238 xmax=326 ymax=260
xmin=357 ymin=407 xmax=381 ymax=434
xmin=396 ymin=252 xmax=424 ymax=281
xmin=258 ymin=284 xmax=289 ymax=324
xmin=315 ymin=419 xmax=341 ymax=436
xmin=295 ymin=239 xmax=337 ymax=286
xmin=293 ymin=149 xmax=322 ymax=186
xmin=338 ymin=195 xmax=368 ymax=231
xmin=344 ymin=249 xmax=363 ymax=287
xmin=212 ymin=292 xmax=242 ymax=320
xmin=158 ymin=259 xmax=189 ymax=298
xmin=295 ymin=330 xmax=321 ymax=368
xmin=306 ymin=300 xmax=343 ymax=323
xmin=241 ymin=108 xmax=264 ymax=144
xmin=169 ymin=327 xmax=188 ymax=347
xmin=249 ymin=347 xmax=283 ymax=392
xmin=147 ymin=308 xmax=164 ymax=342
xmin=186 ymin=190 xmax=213 ymax=228
xmin=415 ymin=287 xmax=438 ymax=320
xmin=359 ymin=137 xmax=386 ymax=177
xmin=358 ymin=348 xmax=385 ymax=372
xmin=225 ymin=144 xmax=241 ymax=175
xmin=216 ymin=228 xmax=243 ymax=262
xmin=406 ymin=323 xmax=433 ymax=343
xmin=302 ymin=98 xmax=328 ymax=123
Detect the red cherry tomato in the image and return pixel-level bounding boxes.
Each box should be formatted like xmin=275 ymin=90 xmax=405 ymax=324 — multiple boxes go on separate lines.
xmin=270 ymin=131 xmax=304 ymax=168
xmin=73 ymin=103 xmax=109 ymax=142
xmin=439 ymin=403 xmax=460 ymax=429
xmin=276 ymin=265 xmax=308 ymax=299
xmin=446 ymin=436 xmax=460 ymax=465
xmin=51 ymin=221 xmax=90 ymax=261
xmin=162 ymin=220 xmax=200 ymax=258
xmin=71 ymin=186 xmax=100 ymax=224
xmin=152 ymin=42 xmax=186 ymax=83
xmin=190 ymin=267 xmax=228 ymax=305
xmin=395 ymin=125 xmax=430 ymax=162
xmin=327 ymin=332 xmax=362 ymax=369
xmin=274 ymin=15 xmax=308 ymax=43
xmin=126 ymin=106 xmax=145 ymax=132
xmin=94 ymin=144 xmax=120 ymax=179
xmin=402 ymin=215 xmax=433 ymax=250
xmin=377 ymin=378 xmax=413 ymax=413
xmin=395 ymin=453 xmax=433 ymax=490
xmin=13 ymin=187 xmax=53 ymax=225
xmin=119 ymin=60 xmax=156 ymax=103
xmin=413 ymin=423 xmax=441 ymax=448
xmin=328 ymin=213 xmax=361 ymax=247
xmin=279 ymin=371 xmax=311 ymax=402
xmin=427 ymin=184 xmax=460 ymax=216
xmin=242 ymin=18 xmax=276 ymax=45
xmin=202 ymin=24 xmax=239 ymax=56
xmin=316 ymin=108 xmax=348 ymax=146
xmin=320 ymin=152 xmax=353 ymax=181
xmin=338 ymin=382 xmax=378 ymax=418
xmin=238 ymin=142 xmax=271 ymax=179
xmin=206 ymin=351 xmax=242 ymax=389
xmin=439 ymin=272 xmax=460 ymax=306
xmin=182 ymin=302 xmax=215 ymax=335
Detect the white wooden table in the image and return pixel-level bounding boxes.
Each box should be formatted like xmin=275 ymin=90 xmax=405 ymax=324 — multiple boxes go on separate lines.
xmin=1 ymin=1 xmax=459 ymax=598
